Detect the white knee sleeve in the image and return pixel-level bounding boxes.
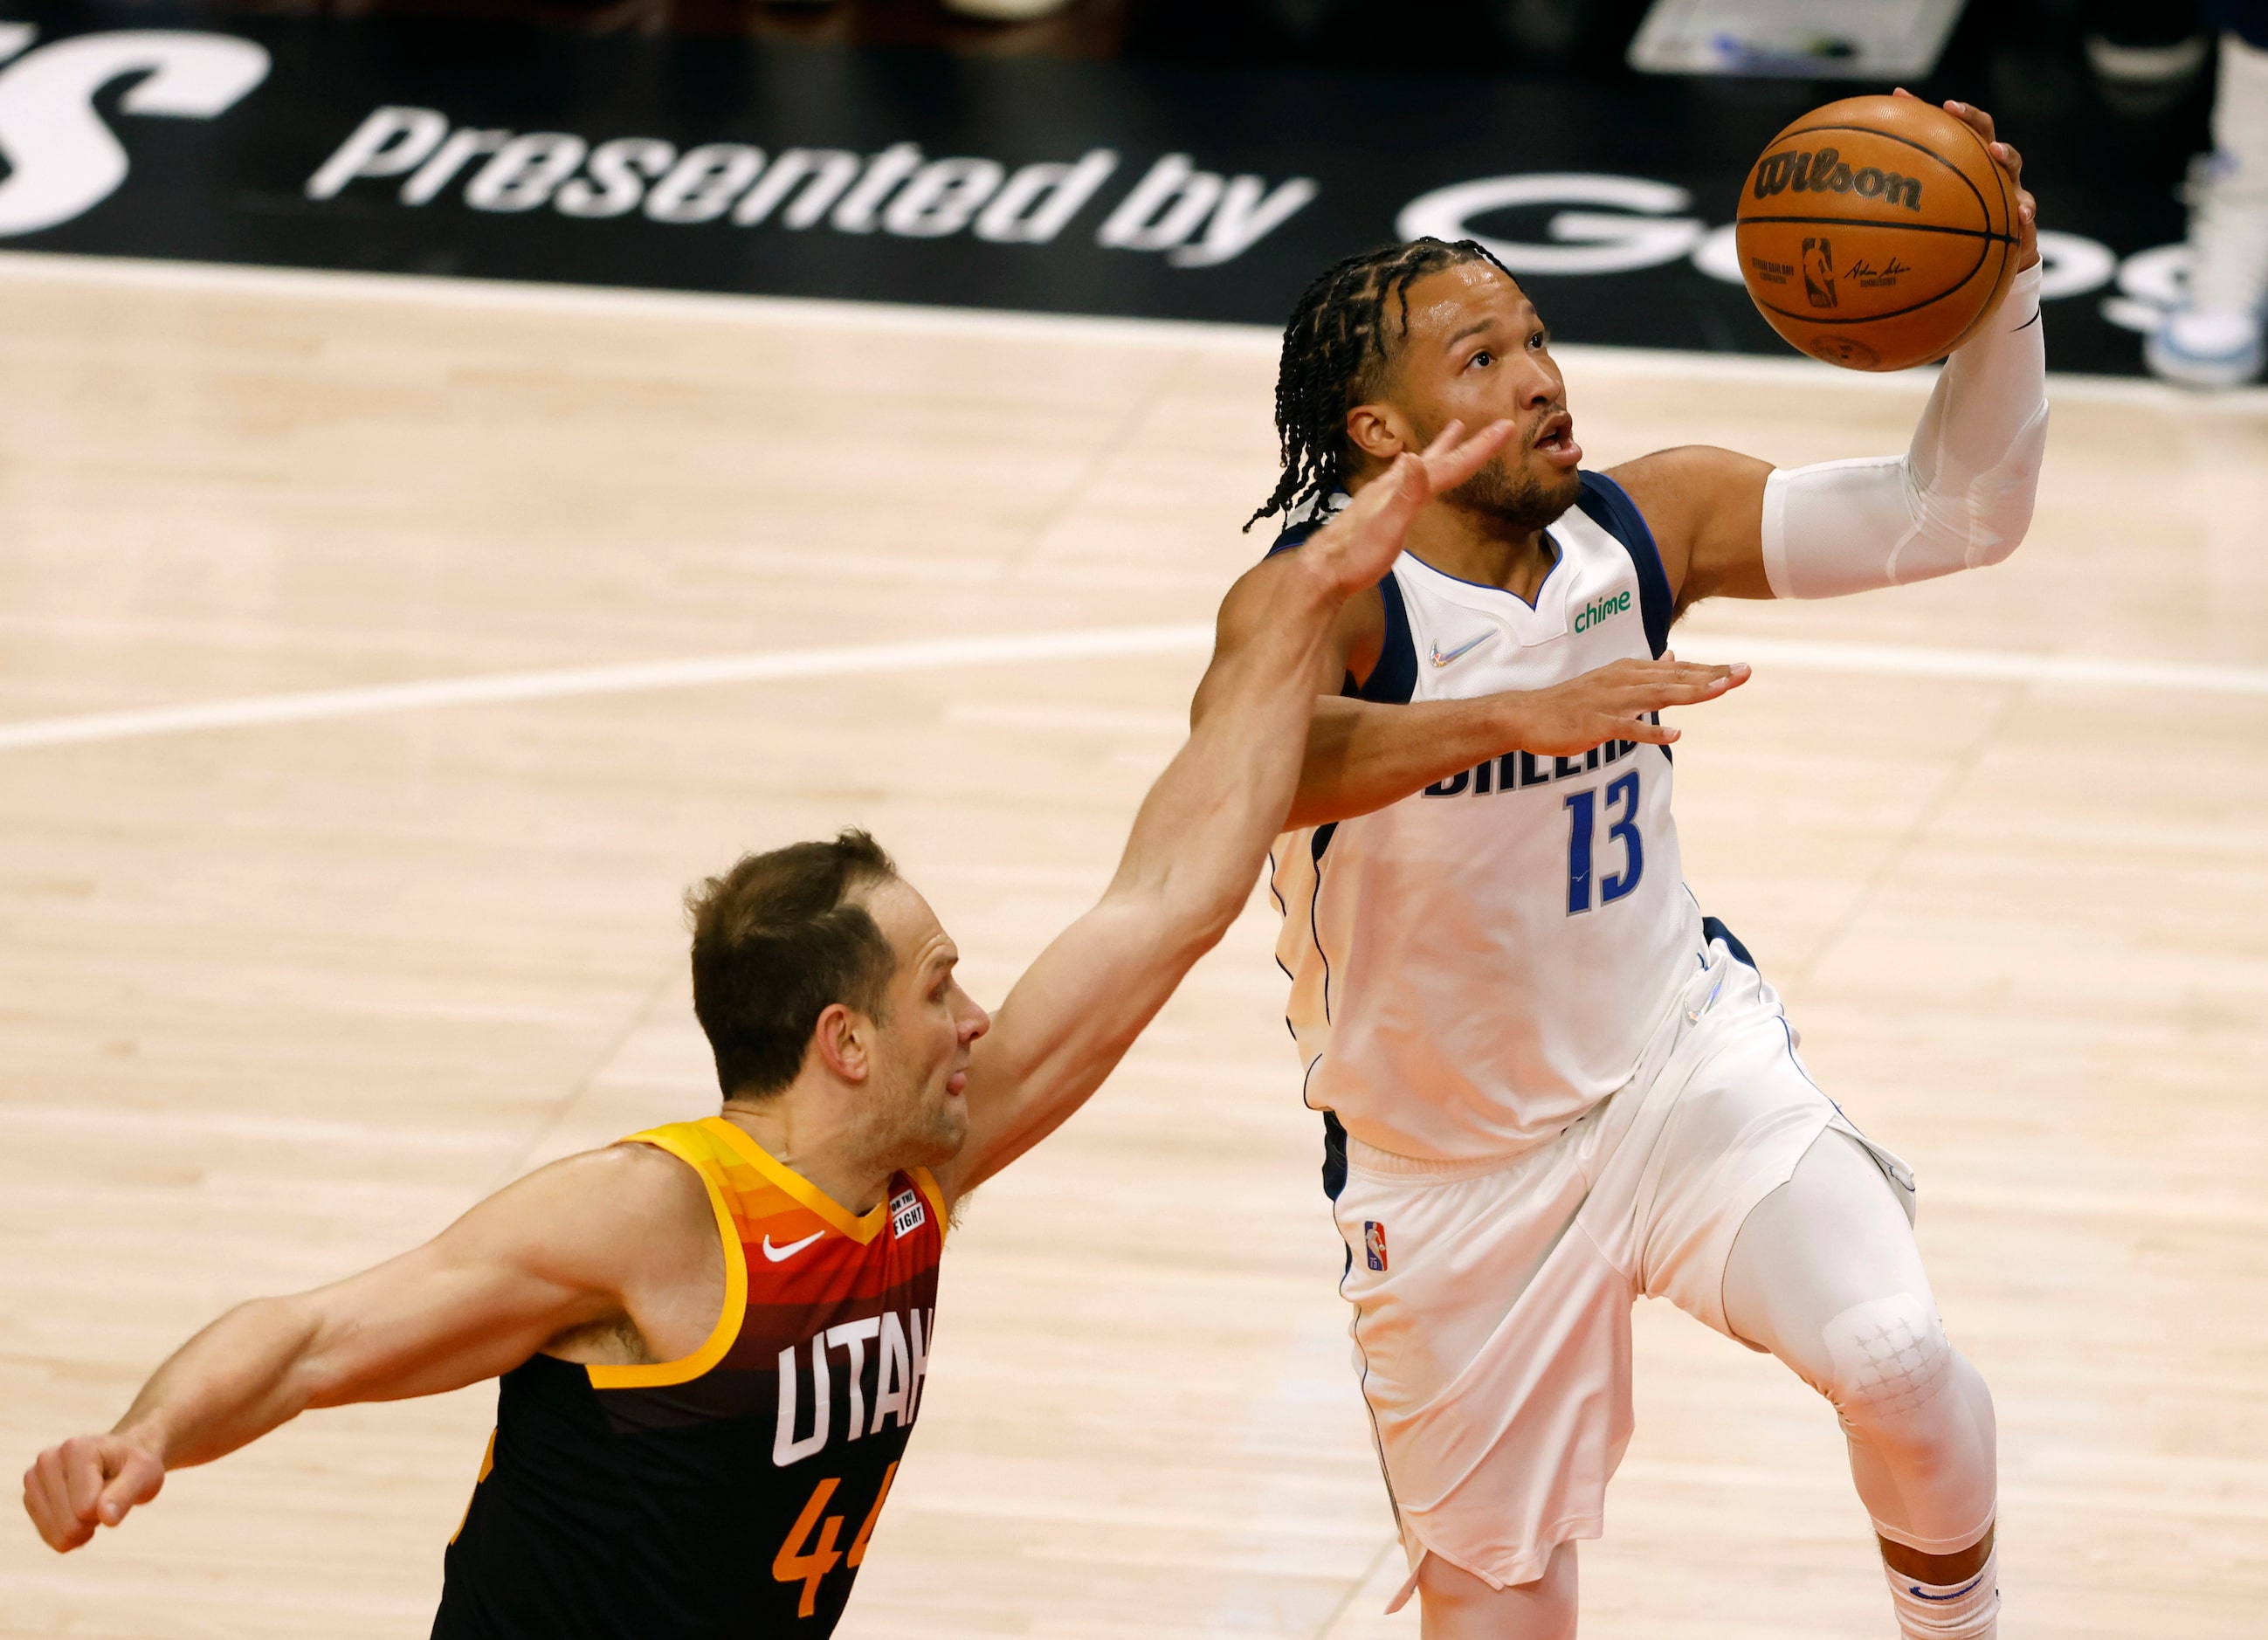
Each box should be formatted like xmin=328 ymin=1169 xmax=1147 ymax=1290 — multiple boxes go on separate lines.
xmin=1823 ymin=1292 xmax=1954 ymax=1423
xmin=1761 ymin=262 xmax=2047 ymax=599
xmin=1822 ymin=1292 xmax=1996 ymax=1554
xmin=1723 ymin=1132 xmax=1997 ymax=1556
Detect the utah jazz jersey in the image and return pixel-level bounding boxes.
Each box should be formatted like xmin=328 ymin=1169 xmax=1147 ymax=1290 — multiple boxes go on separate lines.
xmin=433 ymin=1118 xmax=945 ymax=1639
xmin=1270 ymin=472 xmax=1707 ymax=1162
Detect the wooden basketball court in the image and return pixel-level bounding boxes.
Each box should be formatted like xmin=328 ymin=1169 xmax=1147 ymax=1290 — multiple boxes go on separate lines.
xmin=1 ymin=251 xmax=2264 ymax=1638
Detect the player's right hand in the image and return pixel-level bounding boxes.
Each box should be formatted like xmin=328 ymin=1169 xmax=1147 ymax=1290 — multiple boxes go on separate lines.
xmin=1299 ymin=418 xmax=1518 ymax=601
xmin=1509 ymin=652 xmax=1749 ymax=754
xmin=23 ymin=1431 xmax=165 ymax=1552
xmin=1894 ymin=89 xmax=2036 ymax=272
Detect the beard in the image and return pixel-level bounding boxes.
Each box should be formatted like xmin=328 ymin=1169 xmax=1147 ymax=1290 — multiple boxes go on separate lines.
xmin=1447 ymin=451 xmax=1582 ymax=534
xmin=849 ymin=1056 xmax=969 ymax=1176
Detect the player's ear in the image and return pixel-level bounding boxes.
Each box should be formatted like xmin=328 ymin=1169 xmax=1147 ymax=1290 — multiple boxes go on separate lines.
xmin=1345 ymin=402 xmax=1408 ymax=465
xmin=810 ymin=1002 xmax=871 ymax=1084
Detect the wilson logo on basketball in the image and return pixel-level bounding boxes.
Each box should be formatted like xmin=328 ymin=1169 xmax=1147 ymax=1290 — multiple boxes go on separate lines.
xmin=1751 ymin=148 xmax=1922 ymax=212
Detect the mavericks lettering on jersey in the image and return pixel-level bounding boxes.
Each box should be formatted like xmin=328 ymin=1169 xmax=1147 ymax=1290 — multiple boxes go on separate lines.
xmin=1423 ymin=734 xmax=1645 ymax=797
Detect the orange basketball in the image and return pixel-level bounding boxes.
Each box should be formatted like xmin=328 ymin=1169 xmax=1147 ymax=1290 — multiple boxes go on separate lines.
xmin=1735 ymin=94 xmax=2019 ymax=372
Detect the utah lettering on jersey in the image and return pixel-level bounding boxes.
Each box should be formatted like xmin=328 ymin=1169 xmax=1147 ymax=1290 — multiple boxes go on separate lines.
xmin=774 ymin=1306 xmax=934 ymax=1466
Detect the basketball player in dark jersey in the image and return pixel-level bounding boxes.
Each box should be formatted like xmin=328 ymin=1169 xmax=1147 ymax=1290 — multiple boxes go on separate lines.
xmin=20 ymin=421 xmax=1720 ymax=1637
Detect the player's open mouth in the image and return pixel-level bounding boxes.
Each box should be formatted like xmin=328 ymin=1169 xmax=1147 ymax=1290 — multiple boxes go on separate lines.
xmin=1533 ymin=412 xmax=1581 ymax=468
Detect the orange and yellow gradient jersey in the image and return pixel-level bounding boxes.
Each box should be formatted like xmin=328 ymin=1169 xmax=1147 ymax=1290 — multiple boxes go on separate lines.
xmin=432 ymin=1118 xmax=946 ymax=1639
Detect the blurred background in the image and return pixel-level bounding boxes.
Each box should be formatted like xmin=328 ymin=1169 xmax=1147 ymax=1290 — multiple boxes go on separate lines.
xmin=4 ymin=5 xmax=2267 ymax=1638
xmin=2 ymin=0 xmax=2264 ymax=380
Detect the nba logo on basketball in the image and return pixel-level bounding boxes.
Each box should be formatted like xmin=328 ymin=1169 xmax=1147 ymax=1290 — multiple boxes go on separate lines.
xmin=1802 ymin=238 xmax=1837 ymax=308
xmin=1363 ymin=1220 xmax=1389 ymax=1271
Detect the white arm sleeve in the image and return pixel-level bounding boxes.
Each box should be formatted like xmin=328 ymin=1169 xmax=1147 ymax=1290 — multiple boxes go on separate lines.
xmin=1761 ymin=261 xmax=2047 ymax=600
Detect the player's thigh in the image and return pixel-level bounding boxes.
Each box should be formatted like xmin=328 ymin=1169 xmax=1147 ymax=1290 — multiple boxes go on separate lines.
xmin=1629 ymin=962 xmax=1886 ymax=1336
xmin=1331 ymin=1145 xmax=1594 ymax=1389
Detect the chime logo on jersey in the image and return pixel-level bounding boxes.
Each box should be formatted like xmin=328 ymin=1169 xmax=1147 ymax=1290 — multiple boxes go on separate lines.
xmin=1363 ymin=1220 xmax=1389 ymax=1271
xmin=1571 ymin=589 xmax=1631 ymax=634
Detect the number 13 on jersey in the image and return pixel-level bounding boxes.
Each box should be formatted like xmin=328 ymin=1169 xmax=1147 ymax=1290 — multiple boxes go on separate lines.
xmin=1563 ymin=772 xmax=1644 ymax=915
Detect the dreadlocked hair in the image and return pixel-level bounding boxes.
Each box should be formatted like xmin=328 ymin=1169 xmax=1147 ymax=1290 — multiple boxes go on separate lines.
xmin=1245 ymin=237 xmax=1518 ymax=534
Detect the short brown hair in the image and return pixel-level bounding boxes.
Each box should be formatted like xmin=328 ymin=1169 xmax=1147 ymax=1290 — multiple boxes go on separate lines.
xmin=686 ymin=830 xmax=899 ymax=1099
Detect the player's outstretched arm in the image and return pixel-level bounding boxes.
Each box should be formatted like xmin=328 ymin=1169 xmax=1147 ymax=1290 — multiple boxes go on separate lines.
xmin=21 ymin=1143 xmax=709 ymax=1553
xmin=1615 ymin=96 xmax=2047 ymax=615
xmin=1285 ymin=653 xmax=1748 ymax=828
xmin=934 ymin=422 xmax=1515 ymax=1199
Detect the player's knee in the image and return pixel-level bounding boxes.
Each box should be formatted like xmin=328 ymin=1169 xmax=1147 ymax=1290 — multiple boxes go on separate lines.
xmin=1417 ymin=1543 xmax=1576 ymax=1640
xmin=1818 ymin=1292 xmax=1954 ymax=1434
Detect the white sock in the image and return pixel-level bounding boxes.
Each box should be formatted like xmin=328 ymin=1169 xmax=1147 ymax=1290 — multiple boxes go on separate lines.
xmin=1884 ymin=1544 xmax=1998 ymax=1639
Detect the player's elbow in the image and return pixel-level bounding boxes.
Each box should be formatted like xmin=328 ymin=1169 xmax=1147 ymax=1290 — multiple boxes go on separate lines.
xmin=1910 ymin=454 xmax=2042 ymax=577
xmin=1160 ymin=871 xmax=1248 ymax=960
xmin=252 ymin=1294 xmax=355 ymax=1410
xmin=1968 ymin=403 xmax=2048 ymax=568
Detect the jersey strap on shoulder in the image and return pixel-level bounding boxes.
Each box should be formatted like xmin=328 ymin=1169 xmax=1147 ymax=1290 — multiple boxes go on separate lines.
xmin=585 ymin=1122 xmax=749 ymax=1390
xmin=1575 ymin=471 xmax=1672 ymax=658
xmin=1268 ymin=511 xmax=1415 ymax=707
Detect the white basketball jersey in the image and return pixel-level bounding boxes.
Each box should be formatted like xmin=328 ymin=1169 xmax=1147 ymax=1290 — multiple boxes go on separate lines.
xmin=1271 ymin=472 xmax=1707 ymax=1162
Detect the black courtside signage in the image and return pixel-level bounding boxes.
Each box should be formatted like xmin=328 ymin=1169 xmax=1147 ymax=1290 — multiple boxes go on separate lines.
xmin=0 ymin=2 xmax=2194 ymax=376
xmin=305 ymin=107 xmax=1317 ymax=267
xmin=0 ymin=24 xmax=267 ymax=235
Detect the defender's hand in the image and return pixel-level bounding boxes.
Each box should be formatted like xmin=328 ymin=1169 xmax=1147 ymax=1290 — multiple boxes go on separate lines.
xmin=23 ymin=1431 xmax=164 ymax=1552
xmin=1300 ymin=418 xmax=1517 ymax=600
xmin=1895 ymin=89 xmax=2037 ymax=270
xmin=1512 ymin=653 xmax=1749 ymax=754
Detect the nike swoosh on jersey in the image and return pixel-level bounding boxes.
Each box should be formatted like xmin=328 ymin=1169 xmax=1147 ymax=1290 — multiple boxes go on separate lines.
xmin=1429 ymin=630 xmax=1496 ymax=666
xmin=761 ymin=1230 xmax=825 ymax=1263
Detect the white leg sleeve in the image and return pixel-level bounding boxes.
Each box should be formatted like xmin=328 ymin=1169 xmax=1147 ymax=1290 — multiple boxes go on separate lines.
xmin=1761 ymin=261 xmax=2048 ymax=599
xmin=1722 ymin=1130 xmax=1998 ymax=1555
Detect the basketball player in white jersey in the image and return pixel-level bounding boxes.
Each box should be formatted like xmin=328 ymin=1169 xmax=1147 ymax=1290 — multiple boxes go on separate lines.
xmin=1206 ymin=97 xmax=2044 ymax=1638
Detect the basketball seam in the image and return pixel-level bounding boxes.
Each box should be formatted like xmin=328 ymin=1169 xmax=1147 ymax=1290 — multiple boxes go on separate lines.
xmin=1736 ymin=217 xmax=2016 ymax=242
xmin=1756 ymin=121 xmax=2002 ymax=231
xmin=1936 ymin=235 xmax=2017 ymax=355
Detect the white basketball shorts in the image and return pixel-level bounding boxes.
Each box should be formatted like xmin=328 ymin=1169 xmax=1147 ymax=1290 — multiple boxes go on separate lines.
xmin=1328 ymin=939 xmax=1914 ymax=1604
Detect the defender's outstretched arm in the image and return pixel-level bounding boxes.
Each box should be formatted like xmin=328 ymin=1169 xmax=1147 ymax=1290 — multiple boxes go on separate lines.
xmin=1284 ymin=655 xmax=1748 ymax=829
xmin=22 ymin=1143 xmax=712 ymax=1553
xmin=935 ymin=421 xmax=1516 ymax=1198
xmin=1620 ymin=96 xmax=2048 ymax=613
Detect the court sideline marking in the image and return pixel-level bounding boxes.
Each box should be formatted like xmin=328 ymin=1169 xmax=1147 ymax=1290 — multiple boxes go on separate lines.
xmin=3 ymin=627 xmax=2268 ymax=755
xmin=7 ymin=249 xmax=2268 ymax=413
